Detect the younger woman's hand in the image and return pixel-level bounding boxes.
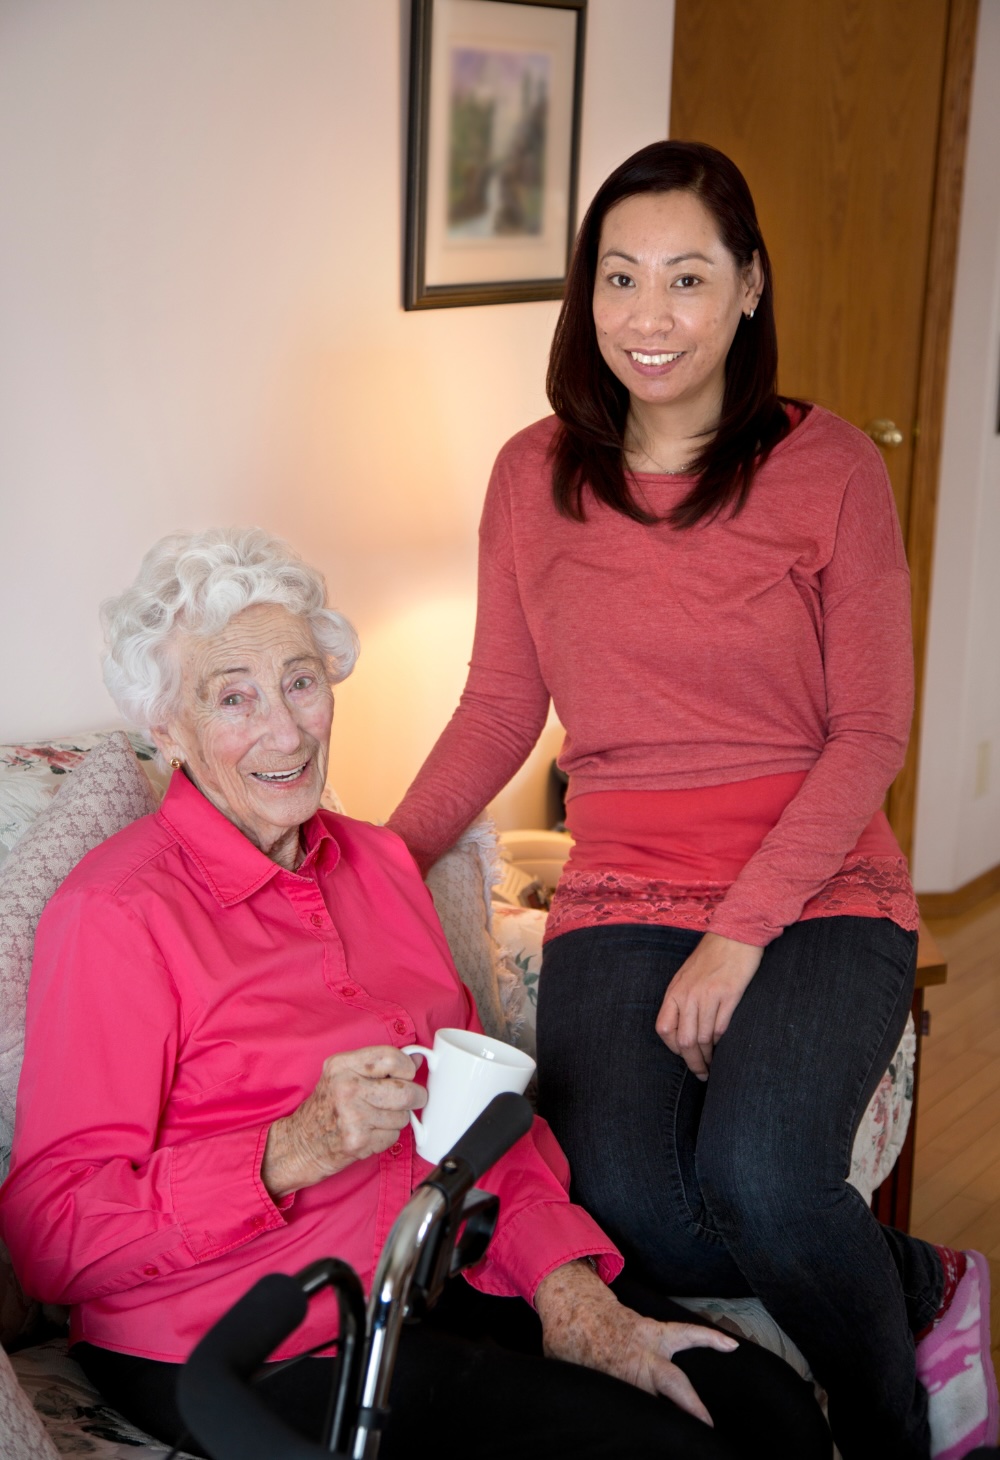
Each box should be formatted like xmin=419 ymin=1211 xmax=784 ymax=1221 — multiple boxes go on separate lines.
xmin=655 ymin=933 xmax=763 ymax=1079
xmin=534 ymin=1261 xmax=737 ymax=1425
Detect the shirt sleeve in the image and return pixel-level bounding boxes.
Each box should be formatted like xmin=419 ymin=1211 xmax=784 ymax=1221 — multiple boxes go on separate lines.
xmin=0 ymin=886 xmax=291 ymax=1307
xmin=455 ymin=1117 xmax=622 ymax=1303
xmin=387 ymin=454 xmax=552 ymax=871
xmin=707 ymin=452 xmax=914 ymax=946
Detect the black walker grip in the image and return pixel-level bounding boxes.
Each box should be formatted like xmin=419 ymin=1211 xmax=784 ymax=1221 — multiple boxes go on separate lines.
xmin=436 ymin=1091 xmax=533 ymax=1183
xmin=178 ymin=1273 xmax=324 ymax=1460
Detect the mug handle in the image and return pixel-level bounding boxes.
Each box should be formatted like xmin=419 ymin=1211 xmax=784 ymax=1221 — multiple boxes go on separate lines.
xmin=401 ymin=1044 xmax=434 ymax=1142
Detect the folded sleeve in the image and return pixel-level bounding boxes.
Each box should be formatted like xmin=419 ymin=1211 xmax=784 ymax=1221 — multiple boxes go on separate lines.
xmin=708 ymin=454 xmax=914 ymax=946
xmin=0 ymin=887 xmax=290 ymax=1306
xmin=447 ymin=1116 xmax=622 ymax=1303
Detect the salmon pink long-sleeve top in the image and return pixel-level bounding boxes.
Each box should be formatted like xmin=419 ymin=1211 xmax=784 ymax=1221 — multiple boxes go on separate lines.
xmin=0 ymin=771 xmax=619 ymax=1363
xmin=387 ymin=406 xmax=919 ymax=946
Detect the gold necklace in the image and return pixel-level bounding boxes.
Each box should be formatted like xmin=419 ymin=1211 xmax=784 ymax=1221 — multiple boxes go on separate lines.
xmin=627 ymin=447 xmax=693 ymax=476
xmin=624 ymin=425 xmax=695 ymax=475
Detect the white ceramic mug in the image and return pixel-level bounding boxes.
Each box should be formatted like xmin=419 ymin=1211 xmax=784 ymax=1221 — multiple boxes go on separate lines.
xmin=402 ymin=1028 xmax=536 ymax=1165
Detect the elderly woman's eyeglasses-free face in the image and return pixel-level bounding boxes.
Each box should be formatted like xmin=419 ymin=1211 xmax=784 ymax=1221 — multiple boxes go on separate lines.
xmin=154 ymin=602 xmax=334 ymax=865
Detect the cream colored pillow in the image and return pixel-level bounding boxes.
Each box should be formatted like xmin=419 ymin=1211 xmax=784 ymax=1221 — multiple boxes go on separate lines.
xmin=0 ymin=733 xmax=159 ymax=1163
xmin=0 ymin=733 xmax=162 ymax=871
xmin=0 ymin=733 xmax=159 ymax=1348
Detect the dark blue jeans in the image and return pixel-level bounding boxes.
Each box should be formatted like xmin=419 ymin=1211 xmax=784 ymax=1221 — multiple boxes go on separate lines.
xmin=537 ymin=916 xmax=940 ymax=1460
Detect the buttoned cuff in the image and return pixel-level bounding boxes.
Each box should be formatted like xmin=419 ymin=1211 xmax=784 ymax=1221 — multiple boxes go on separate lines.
xmin=171 ymin=1124 xmax=292 ymax=1265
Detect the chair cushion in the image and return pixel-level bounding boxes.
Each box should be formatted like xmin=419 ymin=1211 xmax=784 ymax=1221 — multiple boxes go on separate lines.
xmin=9 ymin=1338 xmax=198 ymax=1459
xmin=0 ymin=1342 xmax=60 ymax=1460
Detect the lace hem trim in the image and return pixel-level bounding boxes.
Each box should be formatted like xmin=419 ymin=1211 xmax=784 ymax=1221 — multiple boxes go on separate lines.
xmin=545 ymin=856 xmax=919 ymax=944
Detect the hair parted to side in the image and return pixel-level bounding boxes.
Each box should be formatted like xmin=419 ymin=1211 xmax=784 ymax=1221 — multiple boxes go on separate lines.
xmin=101 ymin=527 xmax=360 ymax=734
xmin=546 ymin=139 xmax=797 ymax=528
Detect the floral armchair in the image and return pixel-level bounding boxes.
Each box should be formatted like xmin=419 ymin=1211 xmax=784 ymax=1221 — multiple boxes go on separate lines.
xmin=0 ymin=731 xmax=915 ymax=1458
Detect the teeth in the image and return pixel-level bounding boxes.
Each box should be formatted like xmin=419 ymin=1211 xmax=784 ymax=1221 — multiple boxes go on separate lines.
xmin=630 ymin=350 xmax=682 ymax=365
xmin=253 ymin=765 xmax=306 ymax=782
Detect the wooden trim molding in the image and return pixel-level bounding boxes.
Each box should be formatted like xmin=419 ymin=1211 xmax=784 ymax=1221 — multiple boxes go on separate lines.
xmin=918 ymin=861 xmax=1000 ymax=921
xmin=888 ymin=0 xmax=980 ymax=861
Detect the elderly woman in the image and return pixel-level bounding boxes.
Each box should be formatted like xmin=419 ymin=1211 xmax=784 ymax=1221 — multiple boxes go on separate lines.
xmin=0 ymin=529 xmax=830 ymax=1460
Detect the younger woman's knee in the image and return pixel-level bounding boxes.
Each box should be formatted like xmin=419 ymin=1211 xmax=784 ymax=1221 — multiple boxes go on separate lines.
xmin=695 ymin=1139 xmax=790 ymax=1231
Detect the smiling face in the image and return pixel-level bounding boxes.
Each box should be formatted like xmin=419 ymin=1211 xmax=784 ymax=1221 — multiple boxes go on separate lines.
xmin=153 ymin=602 xmax=334 ymax=868
xmin=592 ymin=188 xmax=762 ymax=444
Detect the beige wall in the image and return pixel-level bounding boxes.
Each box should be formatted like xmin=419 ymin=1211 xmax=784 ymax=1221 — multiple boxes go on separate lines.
xmin=0 ymin=0 xmax=674 ymax=827
xmin=912 ymin=0 xmax=1000 ymax=894
xmin=6 ymin=0 xmax=990 ymax=883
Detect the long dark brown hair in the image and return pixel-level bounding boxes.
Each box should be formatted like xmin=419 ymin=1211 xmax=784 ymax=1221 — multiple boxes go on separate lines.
xmin=546 ymin=140 xmax=794 ymax=528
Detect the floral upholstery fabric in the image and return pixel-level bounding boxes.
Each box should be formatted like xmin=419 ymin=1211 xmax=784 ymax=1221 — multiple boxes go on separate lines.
xmin=0 ymin=733 xmax=161 ymax=871
xmin=426 ymin=822 xmax=527 ymax=1045
xmin=9 ymin=1339 xmax=197 ymax=1459
xmin=490 ymin=905 xmax=546 ymax=1058
xmin=0 ymin=1341 xmax=61 ymax=1460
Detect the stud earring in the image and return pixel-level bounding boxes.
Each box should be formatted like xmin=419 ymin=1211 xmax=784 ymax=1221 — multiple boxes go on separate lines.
xmin=170 ymin=757 xmax=182 ymax=770
xmin=747 ymin=306 xmax=756 ymax=320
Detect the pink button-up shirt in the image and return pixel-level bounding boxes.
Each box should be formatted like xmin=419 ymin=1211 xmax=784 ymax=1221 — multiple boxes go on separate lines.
xmin=0 ymin=771 xmax=619 ymax=1362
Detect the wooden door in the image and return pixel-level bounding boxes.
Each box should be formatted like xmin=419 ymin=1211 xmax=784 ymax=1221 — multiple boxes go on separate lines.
xmin=670 ymin=0 xmax=978 ymax=857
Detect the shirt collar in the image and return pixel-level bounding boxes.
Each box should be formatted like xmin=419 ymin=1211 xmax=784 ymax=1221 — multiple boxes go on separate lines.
xmin=157 ymin=769 xmax=341 ymax=907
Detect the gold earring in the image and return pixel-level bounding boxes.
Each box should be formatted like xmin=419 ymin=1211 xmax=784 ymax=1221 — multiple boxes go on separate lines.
xmin=170 ymin=757 xmax=182 ymax=770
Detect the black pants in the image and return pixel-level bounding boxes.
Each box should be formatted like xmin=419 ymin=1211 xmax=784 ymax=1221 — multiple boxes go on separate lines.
xmin=75 ymin=1276 xmax=831 ymax=1460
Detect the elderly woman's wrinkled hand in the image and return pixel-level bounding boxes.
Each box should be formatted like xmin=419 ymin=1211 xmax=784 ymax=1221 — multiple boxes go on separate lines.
xmin=534 ymin=1261 xmax=737 ymax=1427
xmin=261 ymin=1047 xmax=426 ymax=1197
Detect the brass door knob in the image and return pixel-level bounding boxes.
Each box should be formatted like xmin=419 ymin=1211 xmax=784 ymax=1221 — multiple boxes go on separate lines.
xmin=864 ymin=418 xmax=905 ymax=448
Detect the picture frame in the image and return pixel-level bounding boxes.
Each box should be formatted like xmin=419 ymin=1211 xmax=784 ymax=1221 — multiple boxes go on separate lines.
xmin=404 ymin=0 xmax=587 ymax=310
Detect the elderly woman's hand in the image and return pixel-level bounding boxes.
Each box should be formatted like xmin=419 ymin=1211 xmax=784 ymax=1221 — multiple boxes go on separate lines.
xmin=534 ymin=1261 xmax=737 ymax=1427
xmin=261 ymin=1047 xmax=426 ymax=1198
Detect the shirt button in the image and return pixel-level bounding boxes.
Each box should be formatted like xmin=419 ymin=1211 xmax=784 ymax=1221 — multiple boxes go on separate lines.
xmin=309 ymin=913 xmax=324 ymax=927
xmin=389 ymin=1142 xmax=403 ymax=1156
xmin=143 ymin=1264 xmax=159 ymax=1277
xmin=393 ymin=1019 xmax=407 ymax=1035
xmin=342 ymin=986 xmax=358 ymax=997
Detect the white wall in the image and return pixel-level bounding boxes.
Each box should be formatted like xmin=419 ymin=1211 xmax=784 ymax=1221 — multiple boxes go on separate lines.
xmin=0 ymin=0 xmax=673 ymax=827
xmin=912 ymin=0 xmax=1000 ymax=894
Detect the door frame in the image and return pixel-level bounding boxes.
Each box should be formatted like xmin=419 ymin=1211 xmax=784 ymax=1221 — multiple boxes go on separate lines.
xmin=887 ymin=0 xmax=979 ymax=862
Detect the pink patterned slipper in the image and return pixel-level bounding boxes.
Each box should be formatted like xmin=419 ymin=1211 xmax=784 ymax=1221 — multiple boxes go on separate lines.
xmin=916 ymin=1249 xmax=999 ymax=1459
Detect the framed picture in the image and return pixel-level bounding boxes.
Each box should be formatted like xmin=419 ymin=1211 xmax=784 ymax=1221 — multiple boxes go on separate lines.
xmin=405 ymin=0 xmax=587 ymax=309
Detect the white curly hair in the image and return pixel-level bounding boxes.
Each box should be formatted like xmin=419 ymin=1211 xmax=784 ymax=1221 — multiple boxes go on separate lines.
xmin=101 ymin=527 xmax=359 ymax=735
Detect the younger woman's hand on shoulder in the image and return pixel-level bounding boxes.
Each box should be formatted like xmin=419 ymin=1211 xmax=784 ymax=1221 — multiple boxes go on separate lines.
xmin=655 ymin=933 xmax=764 ymax=1080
